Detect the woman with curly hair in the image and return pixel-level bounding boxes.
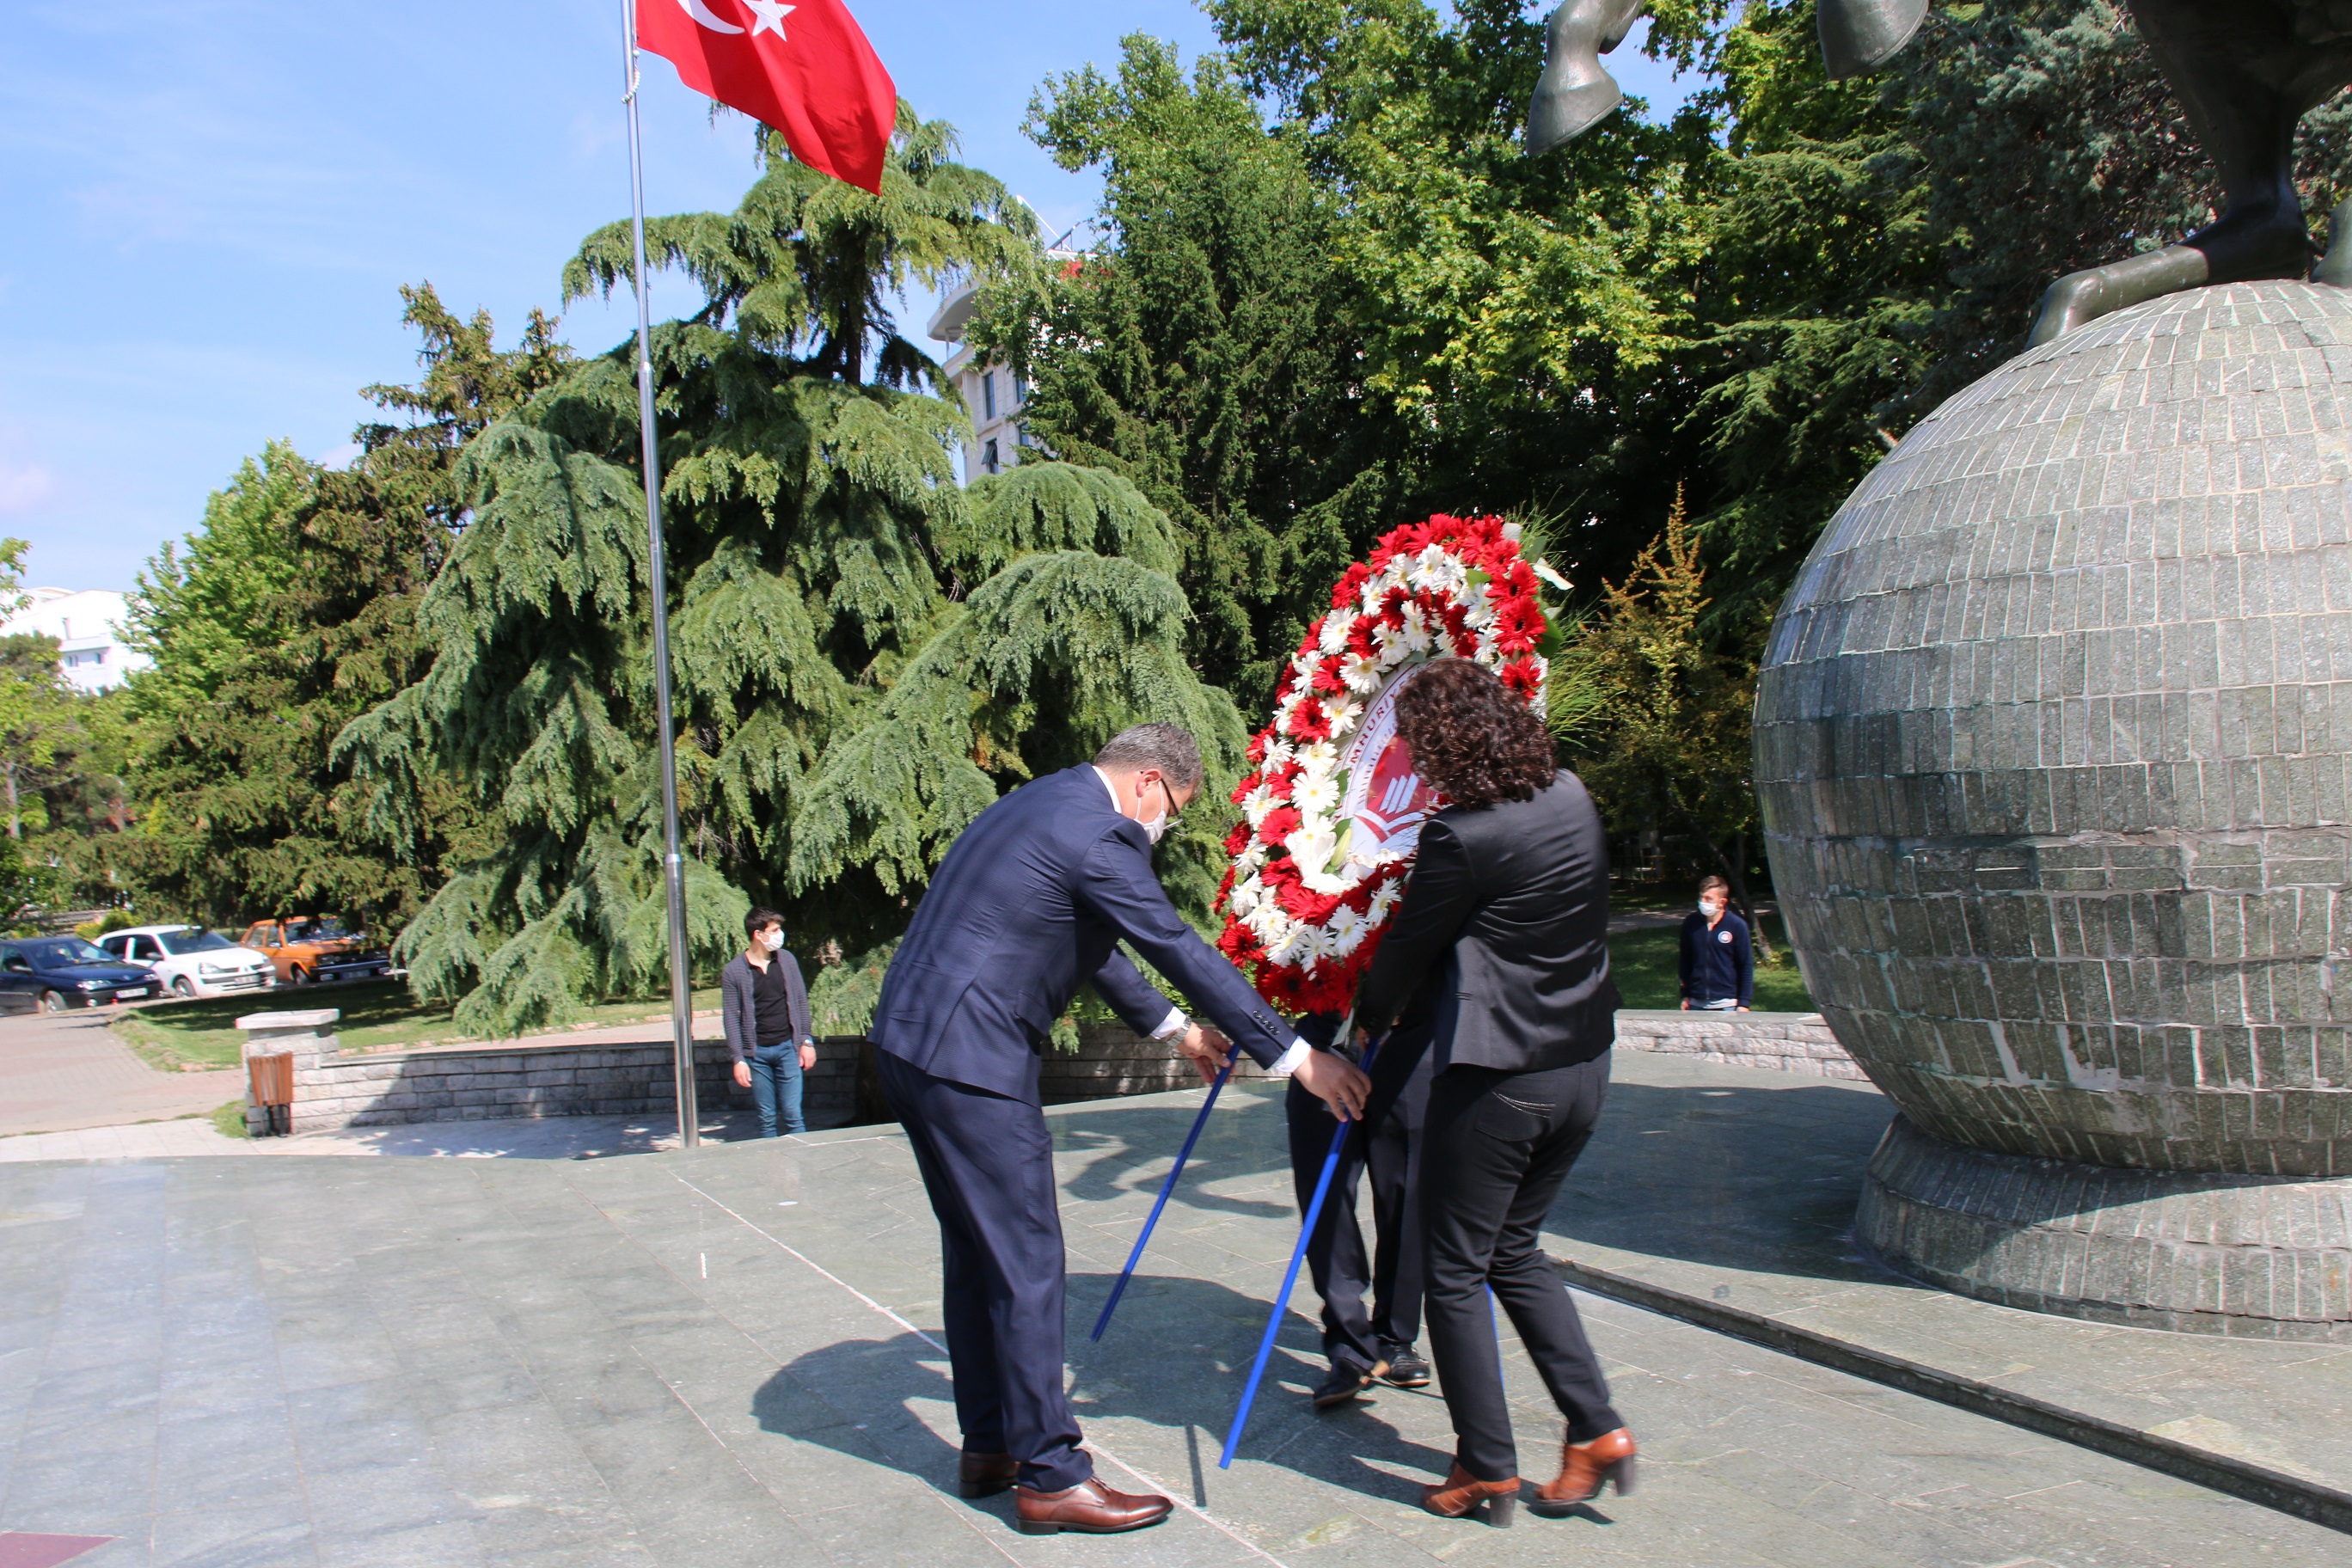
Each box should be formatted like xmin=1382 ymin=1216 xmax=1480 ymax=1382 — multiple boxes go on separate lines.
xmin=1351 ymin=657 xmax=1632 ymax=1527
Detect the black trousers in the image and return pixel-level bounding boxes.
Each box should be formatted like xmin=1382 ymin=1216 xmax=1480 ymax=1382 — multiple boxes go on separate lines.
xmin=1285 ymin=1036 xmax=1434 ymax=1371
xmin=1422 ymin=1051 xmax=1621 ymax=1482
xmin=878 ymin=1051 xmax=1091 ymax=1492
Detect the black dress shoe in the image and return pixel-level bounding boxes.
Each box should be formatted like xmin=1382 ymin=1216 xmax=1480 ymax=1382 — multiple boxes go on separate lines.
xmin=959 ymin=1451 xmax=1019 ymax=1498
xmin=1311 ymin=1359 xmax=1383 ymax=1408
xmin=1379 ymin=1347 xmax=1432 ymax=1388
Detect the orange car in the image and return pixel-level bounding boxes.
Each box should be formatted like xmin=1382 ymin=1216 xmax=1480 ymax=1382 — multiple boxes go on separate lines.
xmin=239 ymin=916 xmax=395 ymax=987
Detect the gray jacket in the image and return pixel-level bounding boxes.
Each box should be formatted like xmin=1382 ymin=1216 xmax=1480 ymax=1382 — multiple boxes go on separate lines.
xmin=721 ymin=950 xmax=813 ymax=1063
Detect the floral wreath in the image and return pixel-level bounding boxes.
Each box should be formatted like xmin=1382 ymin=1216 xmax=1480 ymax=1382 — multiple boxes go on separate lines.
xmin=1213 ymin=513 xmax=1561 ymax=1015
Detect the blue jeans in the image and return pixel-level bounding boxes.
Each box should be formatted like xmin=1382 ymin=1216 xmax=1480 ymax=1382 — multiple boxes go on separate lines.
xmin=748 ymin=1043 xmax=805 ymax=1136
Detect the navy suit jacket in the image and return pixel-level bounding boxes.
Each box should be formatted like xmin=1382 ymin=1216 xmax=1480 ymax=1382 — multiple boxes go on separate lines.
xmin=872 ymin=765 xmax=1300 ymax=1103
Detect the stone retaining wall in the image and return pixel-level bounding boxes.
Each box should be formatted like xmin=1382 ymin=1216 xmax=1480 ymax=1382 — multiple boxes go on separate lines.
xmin=1610 ymin=1008 xmax=1865 ymax=1081
xmin=236 ymin=1005 xmax=1861 ymax=1135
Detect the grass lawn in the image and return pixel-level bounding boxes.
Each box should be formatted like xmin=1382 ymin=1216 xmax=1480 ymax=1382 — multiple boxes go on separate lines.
xmin=1608 ymin=914 xmax=1817 ymax=1012
xmin=112 ymin=981 xmax=725 ymax=1071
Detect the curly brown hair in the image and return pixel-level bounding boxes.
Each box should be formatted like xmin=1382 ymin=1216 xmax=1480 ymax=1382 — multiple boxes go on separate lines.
xmin=1393 ymin=658 xmax=1558 ymax=809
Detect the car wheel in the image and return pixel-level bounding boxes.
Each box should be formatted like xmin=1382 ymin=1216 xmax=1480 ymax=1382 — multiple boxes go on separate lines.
xmin=170 ymin=976 xmax=197 ymax=999
xmin=289 ymin=966 xmax=312 ymax=987
xmin=38 ymin=990 xmax=66 ymax=1014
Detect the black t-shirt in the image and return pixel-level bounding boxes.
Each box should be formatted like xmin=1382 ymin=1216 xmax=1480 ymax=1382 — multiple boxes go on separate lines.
xmin=752 ymin=956 xmax=796 ymax=1047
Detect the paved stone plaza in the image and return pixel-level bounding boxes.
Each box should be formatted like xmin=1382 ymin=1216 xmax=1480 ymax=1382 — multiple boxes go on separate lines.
xmin=2 ymin=1053 xmax=2345 ymax=1566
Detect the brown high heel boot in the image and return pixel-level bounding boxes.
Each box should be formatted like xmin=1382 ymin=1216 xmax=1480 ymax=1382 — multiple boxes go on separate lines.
xmin=1530 ymin=1426 xmax=1636 ymax=1516
xmin=1418 ymin=1461 xmax=1518 ymax=1526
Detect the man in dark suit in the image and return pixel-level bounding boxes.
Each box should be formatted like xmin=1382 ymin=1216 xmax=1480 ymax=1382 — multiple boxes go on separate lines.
xmin=872 ymin=723 xmax=1370 ymax=1536
xmin=1286 ymin=1010 xmax=1436 ymax=1407
xmin=1349 ymin=658 xmax=1634 ymax=1527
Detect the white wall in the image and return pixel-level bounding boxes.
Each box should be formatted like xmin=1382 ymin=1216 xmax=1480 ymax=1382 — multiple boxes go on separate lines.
xmin=1 ymin=587 xmax=150 ymax=694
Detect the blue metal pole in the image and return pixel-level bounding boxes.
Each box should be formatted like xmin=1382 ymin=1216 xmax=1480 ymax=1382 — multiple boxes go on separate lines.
xmin=1221 ymin=1030 xmax=1381 ymax=1468
xmin=1092 ymin=1044 xmax=1240 ymax=1342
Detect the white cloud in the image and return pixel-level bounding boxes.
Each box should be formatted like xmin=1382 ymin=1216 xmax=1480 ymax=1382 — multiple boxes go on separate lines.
xmin=0 ymin=459 xmax=55 ymax=516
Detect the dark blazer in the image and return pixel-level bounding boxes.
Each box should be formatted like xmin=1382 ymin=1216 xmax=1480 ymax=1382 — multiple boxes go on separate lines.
xmin=720 ymin=950 xmax=812 ymax=1063
xmin=1353 ymin=769 xmax=1619 ymax=1072
xmin=871 ymin=764 xmax=1301 ymax=1103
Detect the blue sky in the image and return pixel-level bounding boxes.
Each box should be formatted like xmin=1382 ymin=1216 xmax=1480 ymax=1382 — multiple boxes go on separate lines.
xmin=0 ymin=2 xmax=1695 ymax=591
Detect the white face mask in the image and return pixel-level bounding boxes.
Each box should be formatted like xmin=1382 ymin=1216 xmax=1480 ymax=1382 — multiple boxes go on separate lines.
xmin=760 ymin=928 xmax=785 ymax=952
xmin=1137 ymin=777 xmax=1173 ymax=845
xmin=1699 ymin=900 xmax=1723 ymax=920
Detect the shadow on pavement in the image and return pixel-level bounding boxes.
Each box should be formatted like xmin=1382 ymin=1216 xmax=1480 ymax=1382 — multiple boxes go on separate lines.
xmin=754 ymin=1274 xmax=1457 ymax=1518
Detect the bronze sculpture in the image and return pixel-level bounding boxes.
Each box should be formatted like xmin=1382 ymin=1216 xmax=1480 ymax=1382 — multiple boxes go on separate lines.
xmin=1528 ymin=0 xmax=2352 ymax=342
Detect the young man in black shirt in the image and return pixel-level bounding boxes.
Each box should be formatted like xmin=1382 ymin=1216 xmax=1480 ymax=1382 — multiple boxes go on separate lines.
xmin=722 ymin=907 xmax=816 ymax=1136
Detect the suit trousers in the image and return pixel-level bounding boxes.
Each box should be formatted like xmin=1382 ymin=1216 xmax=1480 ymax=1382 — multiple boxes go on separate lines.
xmin=878 ymin=1051 xmax=1092 ymax=1492
xmin=1284 ymin=1039 xmax=1433 ymax=1370
xmin=1421 ymin=1051 xmax=1621 ymax=1482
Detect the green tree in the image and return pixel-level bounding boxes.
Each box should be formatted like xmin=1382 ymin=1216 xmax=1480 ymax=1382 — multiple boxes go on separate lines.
xmin=343 ymin=113 xmax=1244 ymax=1036
xmin=982 ymin=37 xmax=1403 ymax=706
xmin=123 ymin=442 xmax=315 ymax=718
xmin=1554 ymin=496 xmax=1769 ymax=946
xmin=122 ymin=285 xmax=567 ymax=931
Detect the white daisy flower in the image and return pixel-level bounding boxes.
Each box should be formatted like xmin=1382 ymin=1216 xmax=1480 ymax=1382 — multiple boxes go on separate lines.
xmin=1292 ymin=773 xmax=1341 ymax=818
xmin=1343 ymin=652 xmax=1384 ymax=692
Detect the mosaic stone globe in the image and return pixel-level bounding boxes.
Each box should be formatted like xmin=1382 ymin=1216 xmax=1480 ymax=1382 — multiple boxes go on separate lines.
xmin=1756 ymin=281 xmax=2352 ymax=1337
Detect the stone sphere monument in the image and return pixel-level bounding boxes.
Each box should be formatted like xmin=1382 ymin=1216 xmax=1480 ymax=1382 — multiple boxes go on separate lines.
xmin=1756 ymin=280 xmax=2352 ymax=1339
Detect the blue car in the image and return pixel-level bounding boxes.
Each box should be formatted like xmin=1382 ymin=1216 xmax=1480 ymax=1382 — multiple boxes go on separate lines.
xmin=0 ymin=936 xmax=160 ymax=1013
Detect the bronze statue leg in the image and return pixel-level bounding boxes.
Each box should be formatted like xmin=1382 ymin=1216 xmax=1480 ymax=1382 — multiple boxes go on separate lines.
xmin=2029 ymin=0 xmax=2334 ymax=344
xmin=1526 ymin=0 xmax=1652 ymax=156
xmin=1816 ymin=0 xmax=1928 ymax=81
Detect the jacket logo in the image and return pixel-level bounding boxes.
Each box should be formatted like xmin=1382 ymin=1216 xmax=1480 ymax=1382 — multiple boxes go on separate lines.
xmin=1718 ymin=929 xmax=1734 ymax=943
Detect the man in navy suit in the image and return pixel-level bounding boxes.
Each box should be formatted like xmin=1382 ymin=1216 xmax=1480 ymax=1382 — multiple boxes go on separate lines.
xmin=873 ymin=723 xmax=1370 ymax=1535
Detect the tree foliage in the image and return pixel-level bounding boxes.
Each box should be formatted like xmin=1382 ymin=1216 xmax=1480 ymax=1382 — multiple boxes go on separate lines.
xmin=121 ymin=286 xmax=567 ymax=931
xmin=343 ymin=112 xmax=1243 ymax=1036
xmin=1553 ymin=495 xmax=1767 ymax=937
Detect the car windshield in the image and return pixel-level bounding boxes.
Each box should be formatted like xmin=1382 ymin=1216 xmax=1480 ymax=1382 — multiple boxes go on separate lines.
xmin=285 ymin=918 xmax=355 ymax=942
xmin=22 ymin=939 xmax=118 ymax=967
xmin=157 ymin=929 xmax=236 ymax=956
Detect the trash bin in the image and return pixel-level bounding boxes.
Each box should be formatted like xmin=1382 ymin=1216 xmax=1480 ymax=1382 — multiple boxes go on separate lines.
xmin=248 ymin=1050 xmax=294 ymax=1137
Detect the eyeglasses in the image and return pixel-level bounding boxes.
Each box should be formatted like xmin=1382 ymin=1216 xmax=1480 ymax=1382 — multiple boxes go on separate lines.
xmin=1155 ymin=776 xmax=1183 ymax=823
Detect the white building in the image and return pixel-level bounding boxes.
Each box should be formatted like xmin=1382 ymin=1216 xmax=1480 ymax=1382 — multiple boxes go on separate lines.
xmin=1 ymin=588 xmax=150 ymax=694
xmin=928 ymin=262 xmax=1070 ymax=481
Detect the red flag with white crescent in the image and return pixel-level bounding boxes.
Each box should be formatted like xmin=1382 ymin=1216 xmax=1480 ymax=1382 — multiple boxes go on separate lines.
xmin=635 ymin=0 xmax=896 ymax=194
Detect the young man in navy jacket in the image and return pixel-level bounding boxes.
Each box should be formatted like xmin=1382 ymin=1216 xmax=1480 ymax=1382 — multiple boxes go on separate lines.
xmin=1678 ymin=874 xmax=1754 ymax=1012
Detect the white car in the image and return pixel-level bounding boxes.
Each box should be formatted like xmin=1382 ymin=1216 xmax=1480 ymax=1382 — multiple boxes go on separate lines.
xmin=95 ymin=925 xmax=277 ymax=1000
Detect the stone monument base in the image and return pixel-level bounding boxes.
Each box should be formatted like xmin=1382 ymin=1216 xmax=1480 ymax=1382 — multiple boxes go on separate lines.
xmin=1857 ymin=1115 xmax=2352 ymax=1342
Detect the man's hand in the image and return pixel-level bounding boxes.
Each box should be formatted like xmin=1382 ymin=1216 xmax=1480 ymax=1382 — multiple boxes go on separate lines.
xmin=1295 ymin=1048 xmax=1371 ymax=1122
xmin=799 ymin=1042 xmax=817 ymax=1070
xmin=1680 ymin=998 xmax=1693 ymax=1011
xmin=732 ymin=1060 xmax=752 ymax=1089
xmin=1176 ymin=1022 xmax=1232 ymax=1087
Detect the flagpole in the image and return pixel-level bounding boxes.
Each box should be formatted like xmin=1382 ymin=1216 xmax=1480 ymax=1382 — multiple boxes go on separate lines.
xmin=621 ymin=0 xmax=701 ymax=1151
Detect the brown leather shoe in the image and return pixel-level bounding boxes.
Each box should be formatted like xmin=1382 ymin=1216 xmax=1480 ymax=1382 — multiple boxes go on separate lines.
xmin=1014 ymin=1476 xmax=1174 ymax=1535
xmin=1418 ymin=1461 xmax=1518 ymax=1526
xmin=1530 ymin=1426 xmax=1636 ymax=1515
xmin=958 ymin=1451 xmax=1019 ymax=1498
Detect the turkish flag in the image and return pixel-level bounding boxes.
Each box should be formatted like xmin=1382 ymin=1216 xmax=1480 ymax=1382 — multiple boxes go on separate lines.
xmin=636 ymin=0 xmax=896 ymax=194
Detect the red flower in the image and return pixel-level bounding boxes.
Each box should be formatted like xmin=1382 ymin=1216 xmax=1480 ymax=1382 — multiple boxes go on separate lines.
xmin=1289 ymin=700 xmax=1332 ymax=743
xmin=1223 ymin=821 xmax=1253 ymax=855
xmin=1246 ymin=732 xmax=1270 ymax=766
xmin=1378 ymin=586 xmax=1410 ymax=628
xmin=1259 ymin=805 xmax=1302 ymax=846
xmin=1311 ymin=656 xmax=1345 ymax=695
xmin=1498 ymin=657 xmax=1542 ymax=696
xmin=1492 ymin=595 xmax=1544 ymax=654
xmin=1332 ymin=562 xmax=1373 ymax=609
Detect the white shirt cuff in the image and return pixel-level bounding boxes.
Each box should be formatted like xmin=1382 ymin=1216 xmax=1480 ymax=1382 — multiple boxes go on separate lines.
xmin=1149 ymin=1008 xmax=1187 ymax=1041
xmin=1268 ymin=1038 xmax=1311 ymax=1077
